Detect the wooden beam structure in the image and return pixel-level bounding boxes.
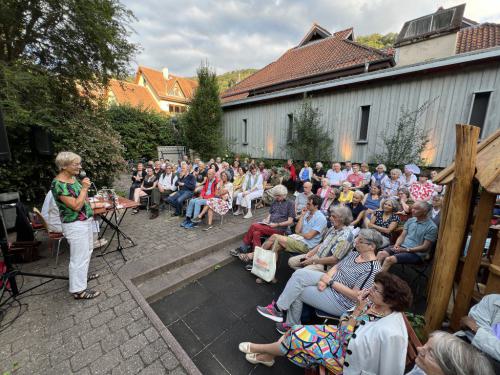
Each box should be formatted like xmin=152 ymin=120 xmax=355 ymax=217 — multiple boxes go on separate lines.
xmin=485 ymin=229 xmax=500 ymax=294
xmin=425 ymin=124 xmax=480 ymax=334
xmin=449 ymin=190 xmax=495 ymax=330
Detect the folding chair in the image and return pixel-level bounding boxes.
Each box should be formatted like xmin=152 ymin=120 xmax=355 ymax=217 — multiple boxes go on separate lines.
xmin=33 ymin=208 xmax=66 ymax=265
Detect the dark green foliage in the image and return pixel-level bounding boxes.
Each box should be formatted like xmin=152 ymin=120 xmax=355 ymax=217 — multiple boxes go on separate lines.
xmin=286 ymin=99 xmax=333 ymax=162
xmin=183 ymin=63 xmax=224 ymax=159
xmin=356 ymin=32 xmax=398 ymax=49
xmin=107 ymin=105 xmax=177 ymax=161
xmin=372 ymin=101 xmax=433 ymax=169
xmin=216 ymin=69 xmax=258 ymax=92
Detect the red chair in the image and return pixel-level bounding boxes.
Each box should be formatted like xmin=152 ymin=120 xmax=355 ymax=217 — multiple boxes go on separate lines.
xmin=33 ymin=208 xmax=66 ymax=265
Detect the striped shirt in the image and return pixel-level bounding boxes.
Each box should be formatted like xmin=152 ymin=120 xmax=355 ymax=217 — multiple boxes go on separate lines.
xmin=330 ymin=251 xmax=381 ymax=310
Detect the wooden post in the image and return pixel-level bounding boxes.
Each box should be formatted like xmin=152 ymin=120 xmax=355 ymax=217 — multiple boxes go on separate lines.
xmin=425 ymin=124 xmax=480 ymax=334
xmin=449 ymin=190 xmax=495 ymax=330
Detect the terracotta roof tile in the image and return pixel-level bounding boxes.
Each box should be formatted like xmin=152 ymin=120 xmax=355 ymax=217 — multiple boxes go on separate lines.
xmin=108 ymin=79 xmax=161 ymax=111
xmin=456 ymin=23 xmax=500 ymax=54
xmin=221 ymin=27 xmax=392 ymax=102
xmin=136 ymin=66 xmax=197 ymax=100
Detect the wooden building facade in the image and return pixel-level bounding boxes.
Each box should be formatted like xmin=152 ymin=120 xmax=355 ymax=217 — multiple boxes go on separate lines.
xmin=222 ymin=48 xmax=500 ymax=167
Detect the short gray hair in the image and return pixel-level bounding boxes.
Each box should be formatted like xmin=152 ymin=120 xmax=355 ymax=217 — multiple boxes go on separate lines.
xmin=415 ymin=200 xmax=432 ymax=214
xmin=329 ymin=206 xmax=353 ymax=225
xmin=55 ymin=151 xmax=81 ymax=171
xmin=381 ymin=198 xmax=400 ymax=212
xmin=429 ymin=331 xmax=494 ymax=375
xmin=353 ymin=190 xmax=364 ymax=200
xmin=316 ymin=161 xmax=323 ymax=168
xmin=358 ymin=229 xmax=384 ymax=250
xmin=274 ymin=184 xmax=288 ymax=197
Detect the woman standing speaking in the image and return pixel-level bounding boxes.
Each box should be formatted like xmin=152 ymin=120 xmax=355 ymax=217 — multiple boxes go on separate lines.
xmin=51 ymin=151 xmax=100 ymax=299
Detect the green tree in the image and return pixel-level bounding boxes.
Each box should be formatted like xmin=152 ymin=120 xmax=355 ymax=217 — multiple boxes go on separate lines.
xmin=107 ymin=105 xmax=177 ymax=161
xmin=287 ymin=99 xmax=333 ymax=162
xmin=356 ymin=32 xmax=398 ymax=49
xmin=183 ymin=62 xmax=224 ymax=159
xmin=373 ymin=101 xmax=433 ymax=169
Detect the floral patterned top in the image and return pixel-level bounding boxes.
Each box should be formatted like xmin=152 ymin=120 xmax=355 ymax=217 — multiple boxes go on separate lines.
xmin=51 ymin=179 xmax=93 ymax=223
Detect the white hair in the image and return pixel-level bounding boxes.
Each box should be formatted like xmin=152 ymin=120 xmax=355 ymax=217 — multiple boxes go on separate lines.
xmin=55 ymin=151 xmax=81 ymax=171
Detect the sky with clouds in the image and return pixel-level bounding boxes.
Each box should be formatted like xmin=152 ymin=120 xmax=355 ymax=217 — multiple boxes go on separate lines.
xmin=120 ymin=0 xmax=500 ymax=77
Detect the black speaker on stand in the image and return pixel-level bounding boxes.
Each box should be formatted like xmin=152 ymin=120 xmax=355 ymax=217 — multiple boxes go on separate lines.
xmin=0 ymin=108 xmax=11 ymax=162
xmin=31 ymin=126 xmax=53 ymax=156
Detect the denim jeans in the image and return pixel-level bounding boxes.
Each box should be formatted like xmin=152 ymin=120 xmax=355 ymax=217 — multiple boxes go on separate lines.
xmin=167 ymin=190 xmax=194 ymax=215
xmin=186 ymin=198 xmax=207 ymax=218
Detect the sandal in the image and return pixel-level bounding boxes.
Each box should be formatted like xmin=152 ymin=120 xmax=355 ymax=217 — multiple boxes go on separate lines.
xmin=203 ymin=225 xmax=213 ymax=231
xmin=73 ymin=289 xmax=101 ymax=300
xmin=229 ymin=248 xmax=241 ymax=257
xmin=238 ymin=253 xmax=253 ymax=262
xmin=87 ymin=273 xmax=100 ymax=281
xmin=245 ymin=264 xmax=253 ymax=271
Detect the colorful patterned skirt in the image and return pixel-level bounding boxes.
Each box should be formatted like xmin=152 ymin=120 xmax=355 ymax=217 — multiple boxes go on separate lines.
xmin=280 ymin=324 xmax=350 ymax=374
xmin=207 ymin=197 xmax=231 ymax=215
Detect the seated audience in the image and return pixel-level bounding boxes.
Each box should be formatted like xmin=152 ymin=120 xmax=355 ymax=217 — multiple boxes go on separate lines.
xmin=397 ymin=187 xmax=413 ymax=217
xmin=288 ymin=206 xmax=353 ymax=271
xmin=347 ymin=190 xmax=366 ymax=229
xmin=408 ymin=330 xmax=494 ymax=375
xmin=215 ymin=156 xmax=223 ymax=170
xmin=311 ymin=162 xmax=325 ymax=193
xmin=166 ymin=165 xmax=197 ymax=216
xmin=371 ymin=163 xmax=387 ymax=186
xmin=231 ymin=160 xmax=240 ymax=180
xmin=181 ymin=169 xmax=218 ymax=228
xmin=360 ymin=162 xmax=372 ymax=192
xmin=257 ymin=229 xmax=382 ymax=327
xmin=230 ymin=185 xmax=294 ymax=260
xmin=346 ymin=163 xmax=364 ymax=189
xmin=244 ymin=272 xmax=411 ymax=375
xmin=234 ymin=164 xmax=264 ymax=219
xmin=295 ymin=181 xmax=313 ymax=215
xmin=455 ymin=294 xmax=500 ymax=365
xmin=153 ymin=160 xmax=161 ymax=176
xmin=316 ymin=177 xmax=331 ymax=200
xmin=326 ymin=162 xmax=345 ymax=188
xmin=363 ymin=183 xmax=382 ymax=219
xmin=342 ymin=160 xmax=353 ymax=176
xmin=232 ymin=166 xmax=246 ymax=197
xmin=338 ymin=181 xmax=353 ymax=204
xmin=377 ymin=201 xmax=437 ymax=272
xmin=284 ymin=159 xmax=297 ymax=191
xmin=430 ymin=169 xmax=445 ymax=195
xmin=297 ymin=161 xmax=312 ymax=193
xmin=402 ymin=164 xmax=418 ymax=188
xmin=431 ymin=194 xmax=442 ymax=228
xmin=367 ymin=198 xmax=400 ymax=245
xmin=261 ymin=167 xmax=283 ymax=206
xmin=381 ymin=168 xmax=403 ymax=198
xmin=150 ymin=164 xmax=177 ymax=211
xmin=223 ymin=161 xmax=234 ymax=181
xmin=258 ymin=161 xmax=270 ymax=182
xmin=261 ymin=195 xmax=327 ymax=268
xmin=319 ymin=188 xmax=340 ymax=217
xmin=128 ymin=162 xmax=146 ymax=200
xmin=196 ymin=171 xmax=234 ymax=230
xmin=410 ymin=170 xmax=435 ymax=202
xmin=131 ymin=167 xmax=157 ymax=214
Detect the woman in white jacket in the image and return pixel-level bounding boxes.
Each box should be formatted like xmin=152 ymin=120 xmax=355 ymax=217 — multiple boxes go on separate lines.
xmin=233 ymin=164 xmax=263 ymax=219
xmin=238 ymin=272 xmax=412 ymax=375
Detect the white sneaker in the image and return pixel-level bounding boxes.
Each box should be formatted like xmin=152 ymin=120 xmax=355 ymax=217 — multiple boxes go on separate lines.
xmin=233 ymin=209 xmax=242 ymax=216
xmin=243 ymin=211 xmax=253 ymax=219
xmin=93 ymin=238 xmax=108 ymax=248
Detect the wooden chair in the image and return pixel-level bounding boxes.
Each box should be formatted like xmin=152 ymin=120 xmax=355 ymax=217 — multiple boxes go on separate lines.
xmin=33 ymin=208 xmax=66 ymax=265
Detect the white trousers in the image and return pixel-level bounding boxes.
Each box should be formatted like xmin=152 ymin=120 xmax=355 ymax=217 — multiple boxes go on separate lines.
xmin=236 ymin=190 xmax=263 ymax=208
xmin=62 ymin=219 xmax=94 ymax=293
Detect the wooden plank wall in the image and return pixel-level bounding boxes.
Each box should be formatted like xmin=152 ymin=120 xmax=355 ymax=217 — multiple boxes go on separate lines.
xmin=222 ymin=62 xmax=500 ymax=167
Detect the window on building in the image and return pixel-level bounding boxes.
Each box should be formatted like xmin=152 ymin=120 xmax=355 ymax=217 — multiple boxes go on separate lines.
xmin=169 ymin=104 xmax=174 ymax=112
xmin=469 ymin=91 xmax=491 ymax=137
xmin=358 ymin=106 xmax=370 ymax=142
xmin=404 ymin=8 xmax=455 ymax=38
xmin=287 ymin=114 xmax=294 ymax=144
xmin=175 ymin=106 xmax=180 ymax=113
xmin=242 ymin=119 xmax=248 ymax=145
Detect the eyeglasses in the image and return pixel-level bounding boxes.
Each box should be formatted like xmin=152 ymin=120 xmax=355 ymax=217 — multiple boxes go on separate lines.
xmin=357 ymin=238 xmax=373 ymax=246
xmin=371 ymin=285 xmax=384 ymax=294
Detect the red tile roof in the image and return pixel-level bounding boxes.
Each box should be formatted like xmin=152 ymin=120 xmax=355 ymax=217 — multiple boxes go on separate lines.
xmin=108 ymin=79 xmax=161 ymax=111
xmin=136 ymin=66 xmax=197 ymax=101
xmin=456 ymin=23 xmax=500 ymax=54
xmin=221 ymin=26 xmax=393 ymax=103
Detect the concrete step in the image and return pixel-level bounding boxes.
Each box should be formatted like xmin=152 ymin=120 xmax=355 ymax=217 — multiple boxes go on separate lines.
xmin=136 ymin=240 xmax=239 ymax=303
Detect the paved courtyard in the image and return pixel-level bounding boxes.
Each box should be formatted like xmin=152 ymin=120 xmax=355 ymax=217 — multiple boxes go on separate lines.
xmin=0 ymin=189 xmax=266 ymax=375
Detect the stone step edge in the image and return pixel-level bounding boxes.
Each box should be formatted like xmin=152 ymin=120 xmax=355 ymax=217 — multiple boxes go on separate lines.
xmin=126 ymin=230 xmax=245 ymax=286
xmin=138 ymin=246 xmax=237 ymax=303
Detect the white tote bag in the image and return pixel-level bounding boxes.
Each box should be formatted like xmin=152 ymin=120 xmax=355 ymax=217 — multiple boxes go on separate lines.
xmin=251 ymin=246 xmax=277 ymax=282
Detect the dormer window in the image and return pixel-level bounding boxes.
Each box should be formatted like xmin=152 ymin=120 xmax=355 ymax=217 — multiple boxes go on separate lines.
xmin=404 ymin=8 xmax=455 ymax=39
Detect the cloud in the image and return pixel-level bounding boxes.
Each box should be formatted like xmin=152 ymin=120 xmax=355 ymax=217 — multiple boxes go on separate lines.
xmin=121 ymin=0 xmax=500 ymax=77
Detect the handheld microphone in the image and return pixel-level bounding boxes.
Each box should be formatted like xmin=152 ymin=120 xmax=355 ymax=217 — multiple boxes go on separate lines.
xmin=79 ymin=170 xmax=98 ymax=193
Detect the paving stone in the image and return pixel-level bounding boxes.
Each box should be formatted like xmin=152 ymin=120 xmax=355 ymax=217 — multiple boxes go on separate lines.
xmin=160 ymin=350 xmax=180 ymax=371
xmin=101 ymin=328 xmax=130 ymax=353
xmin=61 ymin=319 xmax=92 ymax=343
xmin=75 ymin=305 xmax=100 ymax=322
xmin=70 ymin=342 xmax=103 ymax=372
xmin=137 ymin=360 xmax=168 ymax=375
xmin=120 ymin=333 xmax=149 ymax=359
xmin=114 ymin=298 xmax=138 ymax=316
xmin=50 ymin=359 xmax=73 ymax=374
xmin=47 ymin=316 xmax=75 ymax=335
xmin=143 ymin=327 xmax=160 ymax=343
xmin=50 ymin=337 xmax=82 ymax=366
xmin=98 ymin=294 xmax=122 ymax=312
xmin=80 ymin=324 xmax=111 ymax=348
xmin=105 ymin=284 xmax=127 ymax=298
xmin=126 ymin=316 xmax=150 ymax=337
xmin=89 ymin=348 xmax=122 ymax=375
xmin=120 ymin=290 xmax=133 ymax=301
xmin=130 ymin=306 xmax=145 ymax=320
xmin=108 ymin=311 xmax=135 ymax=332
xmin=167 ymin=367 xmax=187 ymax=375
xmin=90 ymin=308 xmax=116 ymax=328
xmin=139 ymin=338 xmax=169 ymax=365
xmin=111 ymin=354 xmax=144 ymax=375
xmin=74 ymin=367 xmax=91 ymax=375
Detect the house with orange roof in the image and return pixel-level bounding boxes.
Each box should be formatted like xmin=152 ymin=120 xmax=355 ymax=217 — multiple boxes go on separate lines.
xmin=108 ymin=66 xmax=198 ymax=114
xmin=221 ymin=4 xmax=500 ymax=167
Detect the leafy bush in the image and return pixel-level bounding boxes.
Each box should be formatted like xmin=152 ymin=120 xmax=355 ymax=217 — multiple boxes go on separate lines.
xmin=286 ymin=99 xmax=333 ymax=162
xmin=106 ymin=105 xmax=177 ymax=161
